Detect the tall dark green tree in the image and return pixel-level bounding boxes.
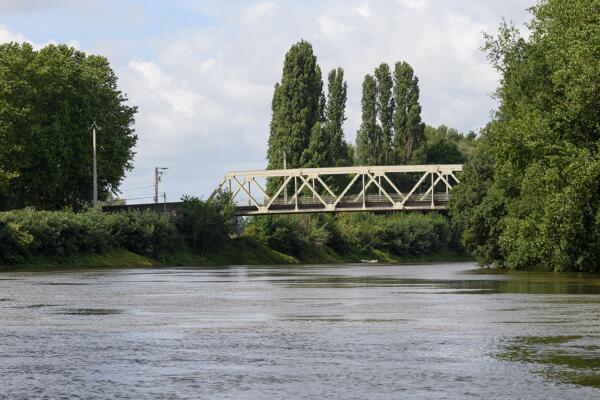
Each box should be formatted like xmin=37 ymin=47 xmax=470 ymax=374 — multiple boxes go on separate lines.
xmin=267 ymin=40 xmax=324 ymax=171
xmin=303 ymin=67 xmax=349 ymax=168
xmin=374 ymin=63 xmax=394 ymax=165
xmin=393 ymin=61 xmax=424 ymax=164
xmin=324 ymin=67 xmax=348 ymax=166
xmin=355 ymin=74 xmax=382 ymax=165
xmin=0 ymin=43 xmax=137 ymax=210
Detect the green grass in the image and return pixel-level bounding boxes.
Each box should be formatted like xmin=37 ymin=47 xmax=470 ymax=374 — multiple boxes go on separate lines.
xmin=1 ymin=237 xmax=472 ymax=272
xmin=161 ymin=237 xmax=298 ymax=266
xmin=0 ymin=249 xmax=157 ymax=272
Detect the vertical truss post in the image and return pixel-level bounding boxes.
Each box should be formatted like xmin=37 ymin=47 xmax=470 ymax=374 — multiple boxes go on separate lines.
xmin=362 ymin=173 xmax=366 ymax=209
xmin=284 ymin=175 xmax=288 ymax=204
xmin=430 ymin=172 xmax=434 ymax=208
xmin=445 ymin=173 xmax=448 ymax=198
xmin=294 ymin=176 xmax=298 ymax=211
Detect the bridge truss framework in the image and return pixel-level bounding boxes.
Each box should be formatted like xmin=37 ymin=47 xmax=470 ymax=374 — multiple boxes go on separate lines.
xmin=211 ymin=164 xmax=463 ymax=216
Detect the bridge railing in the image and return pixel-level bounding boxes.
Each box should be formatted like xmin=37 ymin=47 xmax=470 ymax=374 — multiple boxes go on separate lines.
xmin=210 ymin=164 xmax=462 ymax=215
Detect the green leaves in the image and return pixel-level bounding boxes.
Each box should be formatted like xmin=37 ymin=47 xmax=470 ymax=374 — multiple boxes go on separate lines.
xmin=174 ymin=193 xmax=236 ymax=256
xmin=0 ymin=43 xmax=137 ymax=210
xmin=356 ymin=74 xmax=381 ymax=165
xmin=393 ymin=61 xmax=424 ymax=164
xmin=356 ymin=61 xmax=425 ymax=166
xmin=451 ymin=0 xmax=600 ymax=271
xmin=267 ymin=41 xmax=324 ymax=171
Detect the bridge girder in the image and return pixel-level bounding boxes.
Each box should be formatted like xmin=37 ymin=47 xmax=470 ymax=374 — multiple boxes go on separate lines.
xmin=210 ymin=164 xmax=463 ymax=216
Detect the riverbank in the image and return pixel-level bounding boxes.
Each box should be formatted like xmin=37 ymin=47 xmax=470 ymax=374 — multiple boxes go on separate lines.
xmin=1 ymin=206 xmax=470 ymax=272
xmin=0 ymin=236 xmax=471 ymax=272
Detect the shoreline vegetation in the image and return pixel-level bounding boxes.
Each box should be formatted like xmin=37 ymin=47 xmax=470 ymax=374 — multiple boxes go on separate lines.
xmin=0 ymin=201 xmax=470 ymax=272
xmin=0 ymin=242 xmax=472 ymax=273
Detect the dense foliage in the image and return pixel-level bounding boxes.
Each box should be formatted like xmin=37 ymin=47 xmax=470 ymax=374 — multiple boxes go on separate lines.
xmin=267 ymin=40 xmax=325 ymax=171
xmin=244 ymin=212 xmax=457 ymax=260
xmin=267 ymin=41 xmax=352 ymax=181
xmin=174 ymin=192 xmax=236 ymax=256
xmin=450 ymin=0 xmax=600 ymax=271
xmin=0 ymin=208 xmax=178 ymax=264
xmin=356 ymin=61 xmax=425 ymax=165
xmin=0 ymin=195 xmax=236 ymax=265
xmin=302 ymin=67 xmax=350 ymax=168
xmin=0 ymin=43 xmax=137 ymax=210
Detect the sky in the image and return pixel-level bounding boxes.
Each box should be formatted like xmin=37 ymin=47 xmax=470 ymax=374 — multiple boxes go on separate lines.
xmin=0 ymin=0 xmax=531 ymax=202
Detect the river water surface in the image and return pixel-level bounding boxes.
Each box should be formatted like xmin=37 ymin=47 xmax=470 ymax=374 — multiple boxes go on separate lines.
xmin=1 ymin=262 xmax=600 ymax=399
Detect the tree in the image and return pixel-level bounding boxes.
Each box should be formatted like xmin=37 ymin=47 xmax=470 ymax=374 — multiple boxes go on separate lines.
xmin=324 ymin=67 xmax=349 ymax=166
xmin=355 ymin=74 xmax=382 ymax=165
xmin=450 ymin=0 xmax=600 ymax=271
xmin=174 ymin=193 xmax=236 ymax=256
xmin=0 ymin=43 xmax=137 ymax=210
xmin=374 ymin=63 xmax=394 ymax=164
xmin=393 ymin=61 xmax=424 ymax=164
xmin=411 ymin=125 xmax=470 ymax=164
xmin=267 ymin=40 xmax=324 ymax=172
xmin=302 ymin=67 xmax=349 ymax=168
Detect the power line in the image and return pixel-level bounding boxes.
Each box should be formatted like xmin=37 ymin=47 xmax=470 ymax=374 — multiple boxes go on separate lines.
xmin=120 ymin=184 xmax=155 ymax=192
xmin=168 ymin=159 xmax=265 ymax=169
xmin=119 ymin=195 xmax=155 ymax=201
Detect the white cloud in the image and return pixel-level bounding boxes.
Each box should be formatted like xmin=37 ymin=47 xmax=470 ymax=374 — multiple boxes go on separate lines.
xmin=397 ymin=0 xmax=428 ymax=10
xmin=318 ymin=16 xmax=355 ymax=37
xmin=356 ymin=2 xmax=371 ymax=17
xmin=241 ymin=1 xmax=278 ymax=24
xmin=0 ymin=25 xmax=27 ymax=43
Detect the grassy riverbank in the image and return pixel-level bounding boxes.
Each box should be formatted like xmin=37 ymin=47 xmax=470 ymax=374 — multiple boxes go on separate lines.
xmin=0 ymin=236 xmax=471 ymax=272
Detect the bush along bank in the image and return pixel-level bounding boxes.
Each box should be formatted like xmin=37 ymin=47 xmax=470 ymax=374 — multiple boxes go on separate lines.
xmin=243 ymin=212 xmax=467 ymax=263
xmin=0 ymin=195 xmax=468 ymax=270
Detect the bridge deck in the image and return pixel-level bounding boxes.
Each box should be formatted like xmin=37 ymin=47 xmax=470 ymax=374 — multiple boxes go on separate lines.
xmin=235 ymin=194 xmax=449 ymax=215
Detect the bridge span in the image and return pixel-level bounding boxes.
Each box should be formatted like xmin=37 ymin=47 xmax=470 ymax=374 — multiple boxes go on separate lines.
xmin=211 ymin=164 xmax=462 ymax=216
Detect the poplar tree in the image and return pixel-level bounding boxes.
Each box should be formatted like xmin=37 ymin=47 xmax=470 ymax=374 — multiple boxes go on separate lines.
xmin=374 ymin=63 xmax=394 ymax=165
xmin=267 ymin=40 xmax=324 ymax=171
xmin=356 ymin=74 xmax=382 ymax=165
xmin=325 ymin=67 xmax=348 ymax=165
xmin=393 ymin=61 xmax=424 ymax=164
xmin=301 ymin=68 xmax=350 ymax=193
xmin=302 ymin=67 xmax=348 ymax=168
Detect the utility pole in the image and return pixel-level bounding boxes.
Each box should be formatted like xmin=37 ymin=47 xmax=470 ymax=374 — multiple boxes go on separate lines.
xmin=154 ymin=167 xmax=168 ymax=204
xmin=89 ymin=121 xmax=101 ymax=206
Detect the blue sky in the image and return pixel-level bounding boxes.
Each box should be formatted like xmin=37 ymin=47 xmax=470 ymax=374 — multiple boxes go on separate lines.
xmin=0 ymin=0 xmax=531 ymax=203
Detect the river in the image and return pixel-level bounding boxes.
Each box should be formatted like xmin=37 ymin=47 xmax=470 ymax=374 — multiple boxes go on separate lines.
xmin=1 ymin=262 xmax=599 ymax=399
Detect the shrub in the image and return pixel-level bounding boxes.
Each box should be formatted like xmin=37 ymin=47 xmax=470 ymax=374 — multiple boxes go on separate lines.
xmin=174 ymin=193 xmax=236 ymax=256
xmin=107 ymin=210 xmax=181 ymax=258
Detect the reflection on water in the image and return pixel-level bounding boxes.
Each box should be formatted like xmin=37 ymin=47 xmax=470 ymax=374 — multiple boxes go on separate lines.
xmin=1 ymin=262 xmax=600 ymax=399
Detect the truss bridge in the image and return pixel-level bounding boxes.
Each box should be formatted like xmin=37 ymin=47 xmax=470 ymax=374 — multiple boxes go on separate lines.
xmin=210 ymin=164 xmax=463 ymax=216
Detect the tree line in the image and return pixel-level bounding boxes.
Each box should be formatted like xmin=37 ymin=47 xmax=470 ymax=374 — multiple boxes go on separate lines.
xmin=266 ymin=40 xmax=471 ymax=177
